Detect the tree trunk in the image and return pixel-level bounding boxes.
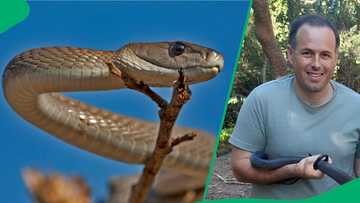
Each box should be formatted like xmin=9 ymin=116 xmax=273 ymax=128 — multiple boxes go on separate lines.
xmin=252 ymin=0 xmax=288 ymax=78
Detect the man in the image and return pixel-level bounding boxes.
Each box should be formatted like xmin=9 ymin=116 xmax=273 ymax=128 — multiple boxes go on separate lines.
xmin=230 ymin=14 xmax=360 ymax=199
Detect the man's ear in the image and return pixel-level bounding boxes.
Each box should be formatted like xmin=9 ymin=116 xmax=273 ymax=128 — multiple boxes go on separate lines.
xmin=287 ymin=46 xmax=294 ymax=66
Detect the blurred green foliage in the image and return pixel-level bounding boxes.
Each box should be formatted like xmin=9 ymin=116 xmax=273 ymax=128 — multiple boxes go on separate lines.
xmin=220 ymin=127 xmax=235 ymax=143
xmin=220 ymin=0 xmax=360 ymax=144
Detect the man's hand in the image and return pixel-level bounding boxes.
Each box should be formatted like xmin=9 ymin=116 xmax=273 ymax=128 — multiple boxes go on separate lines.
xmin=294 ymin=155 xmax=331 ymax=179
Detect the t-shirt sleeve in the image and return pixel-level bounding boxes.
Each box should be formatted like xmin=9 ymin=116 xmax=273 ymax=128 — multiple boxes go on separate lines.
xmin=229 ymin=90 xmax=266 ymax=152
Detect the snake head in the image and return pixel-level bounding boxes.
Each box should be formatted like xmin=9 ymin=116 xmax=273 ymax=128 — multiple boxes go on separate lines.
xmin=114 ymin=41 xmax=224 ymax=87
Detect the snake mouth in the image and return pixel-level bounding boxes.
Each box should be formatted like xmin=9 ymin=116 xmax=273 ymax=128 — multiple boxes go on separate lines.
xmin=173 ymin=54 xmax=224 ymax=83
xmin=214 ymin=65 xmax=222 ymax=73
xmin=181 ymin=65 xmax=221 ymax=85
xmin=135 ymin=56 xmax=223 ymax=74
xmin=116 ymin=55 xmax=223 ymax=87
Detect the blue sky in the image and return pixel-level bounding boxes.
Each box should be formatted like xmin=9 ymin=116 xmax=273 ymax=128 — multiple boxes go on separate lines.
xmin=0 ymin=1 xmax=249 ymax=202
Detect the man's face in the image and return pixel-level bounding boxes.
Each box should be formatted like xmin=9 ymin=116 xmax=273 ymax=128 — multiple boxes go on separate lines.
xmin=288 ymin=24 xmax=337 ymax=94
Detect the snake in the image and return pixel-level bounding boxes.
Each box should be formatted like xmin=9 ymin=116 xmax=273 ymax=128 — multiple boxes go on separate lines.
xmin=2 ymin=41 xmax=224 ymax=195
xmin=250 ymin=151 xmax=354 ymax=185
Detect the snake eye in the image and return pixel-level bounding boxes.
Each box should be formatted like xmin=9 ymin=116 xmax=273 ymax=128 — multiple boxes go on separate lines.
xmin=169 ymin=41 xmax=186 ymax=57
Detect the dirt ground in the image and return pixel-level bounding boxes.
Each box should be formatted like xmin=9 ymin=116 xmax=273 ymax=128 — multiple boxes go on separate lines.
xmin=205 ymin=152 xmax=252 ymax=200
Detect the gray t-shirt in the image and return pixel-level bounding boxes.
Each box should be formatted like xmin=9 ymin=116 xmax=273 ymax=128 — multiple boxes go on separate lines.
xmin=229 ymin=75 xmax=360 ymax=199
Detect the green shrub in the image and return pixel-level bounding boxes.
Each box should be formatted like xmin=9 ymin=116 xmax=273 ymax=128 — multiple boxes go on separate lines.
xmin=220 ymin=128 xmax=234 ymax=143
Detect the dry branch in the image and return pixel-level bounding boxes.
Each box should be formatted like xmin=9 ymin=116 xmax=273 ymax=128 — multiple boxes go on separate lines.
xmin=121 ymin=70 xmax=197 ymax=203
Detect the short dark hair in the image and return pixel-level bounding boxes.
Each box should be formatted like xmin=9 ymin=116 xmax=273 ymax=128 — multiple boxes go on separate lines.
xmin=289 ymin=14 xmax=339 ymax=49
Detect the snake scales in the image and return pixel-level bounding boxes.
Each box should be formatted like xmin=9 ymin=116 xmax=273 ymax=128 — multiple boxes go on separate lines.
xmin=2 ymin=41 xmax=224 ymax=195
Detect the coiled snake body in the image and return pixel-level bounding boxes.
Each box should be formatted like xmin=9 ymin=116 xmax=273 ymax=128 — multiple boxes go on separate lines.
xmin=2 ymin=41 xmax=224 ymax=194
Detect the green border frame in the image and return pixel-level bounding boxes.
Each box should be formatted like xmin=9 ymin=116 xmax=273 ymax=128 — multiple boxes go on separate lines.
xmin=2 ymin=1 xmax=359 ymax=203
xmin=201 ymin=0 xmax=360 ymax=202
xmin=202 ymin=0 xmax=253 ymax=200
xmin=0 ymin=0 xmax=29 ymax=33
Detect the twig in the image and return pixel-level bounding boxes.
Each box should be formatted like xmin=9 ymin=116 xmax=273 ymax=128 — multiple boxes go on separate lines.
xmin=171 ymin=132 xmax=197 ymax=148
xmin=214 ymin=172 xmax=251 ymax=185
xmin=123 ymin=79 xmax=169 ymax=109
xmin=108 ymin=61 xmax=168 ymax=108
xmin=122 ymin=69 xmax=195 ymax=203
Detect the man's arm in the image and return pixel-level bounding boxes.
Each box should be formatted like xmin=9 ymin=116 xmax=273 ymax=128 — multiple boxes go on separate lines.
xmin=231 ymin=147 xmax=325 ymax=184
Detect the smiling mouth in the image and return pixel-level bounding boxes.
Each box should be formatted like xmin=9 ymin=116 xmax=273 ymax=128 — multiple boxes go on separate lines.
xmin=307 ymin=72 xmax=324 ymax=79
